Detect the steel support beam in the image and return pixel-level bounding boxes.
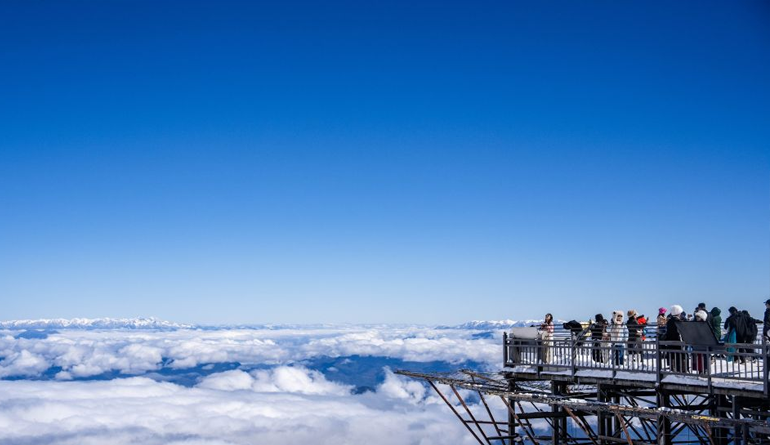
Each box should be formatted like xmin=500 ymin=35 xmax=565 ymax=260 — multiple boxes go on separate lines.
xmin=657 ymin=390 xmax=672 ymax=445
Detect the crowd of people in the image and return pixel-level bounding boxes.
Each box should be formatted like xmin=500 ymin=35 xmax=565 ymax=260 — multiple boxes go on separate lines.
xmin=535 ymin=299 xmax=770 ymax=367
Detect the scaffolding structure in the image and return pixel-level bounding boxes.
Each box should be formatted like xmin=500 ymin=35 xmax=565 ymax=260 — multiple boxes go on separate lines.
xmin=397 ymin=332 xmax=770 ymax=445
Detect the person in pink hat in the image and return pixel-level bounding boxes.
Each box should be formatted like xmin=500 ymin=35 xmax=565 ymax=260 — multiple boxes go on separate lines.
xmin=656 ymin=307 xmax=667 ymax=335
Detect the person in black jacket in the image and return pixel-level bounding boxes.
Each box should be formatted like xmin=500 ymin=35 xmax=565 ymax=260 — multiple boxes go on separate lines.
xmin=741 ymin=310 xmax=761 ymax=341
xmin=626 ymin=310 xmax=642 ymax=364
xmin=709 ymin=307 xmax=722 ymax=340
xmin=692 ymin=309 xmax=710 ymax=374
xmin=724 ymin=307 xmax=739 ymax=337
xmin=663 ymin=305 xmax=687 ymax=372
xmin=591 ymin=314 xmax=608 ymax=363
xmin=740 ymin=310 xmax=762 ymax=360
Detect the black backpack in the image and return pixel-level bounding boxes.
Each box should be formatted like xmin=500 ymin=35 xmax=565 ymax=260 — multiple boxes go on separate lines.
xmin=733 ymin=313 xmax=749 ymax=339
xmin=747 ymin=319 xmax=758 ymax=342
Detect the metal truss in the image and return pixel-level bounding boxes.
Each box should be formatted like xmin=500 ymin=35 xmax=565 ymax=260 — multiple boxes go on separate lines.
xmin=395 ymin=370 xmax=770 ymax=445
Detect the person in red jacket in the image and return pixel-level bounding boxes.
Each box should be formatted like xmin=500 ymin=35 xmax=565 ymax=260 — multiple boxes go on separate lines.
xmin=636 ymin=314 xmax=648 ymax=341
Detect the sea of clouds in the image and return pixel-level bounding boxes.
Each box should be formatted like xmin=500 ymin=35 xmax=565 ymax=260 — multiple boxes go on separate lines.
xmin=0 ymin=319 xmax=515 ymax=444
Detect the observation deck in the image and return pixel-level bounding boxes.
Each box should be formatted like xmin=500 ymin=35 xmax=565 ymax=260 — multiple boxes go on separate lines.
xmin=503 ymin=327 xmax=769 ymax=398
xmin=399 ymin=323 xmax=770 ymax=445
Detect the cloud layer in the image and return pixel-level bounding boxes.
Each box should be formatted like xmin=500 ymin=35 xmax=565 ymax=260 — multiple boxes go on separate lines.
xmin=0 ymin=367 xmax=488 ymax=445
xmin=0 ymin=326 xmax=501 ymax=379
xmin=0 ymin=324 xmax=510 ymax=443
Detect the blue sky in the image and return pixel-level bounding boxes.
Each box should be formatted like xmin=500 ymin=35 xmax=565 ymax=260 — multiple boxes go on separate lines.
xmin=1 ymin=0 xmax=768 ymax=324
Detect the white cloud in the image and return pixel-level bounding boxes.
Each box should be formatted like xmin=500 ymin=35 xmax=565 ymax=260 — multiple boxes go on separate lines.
xmin=0 ymin=326 xmax=502 ymax=379
xmin=0 ymin=325 xmax=519 ymax=444
xmin=0 ymin=373 xmax=484 ymax=445
xmin=197 ymin=369 xmax=255 ymax=391
xmin=376 ymin=368 xmax=427 ymax=404
xmin=198 ymin=367 xmax=351 ymax=396
xmin=0 ymin=350 xmax=50 ymax=377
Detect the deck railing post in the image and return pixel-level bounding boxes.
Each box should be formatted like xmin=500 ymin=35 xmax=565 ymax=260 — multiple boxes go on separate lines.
xmin=706 ymin=346 xmax=712 ymax=393
xmin=762 ymin=337 xmax=770 ymax=397
xmin=503 ymin=332 xmax=509 ymax=366
xmin=610 ymin=339 xmax=616 ymax=379
xmin=655 ymin=335 xmax=662 ymax=386
xmin=571 ymin=336 xmax=577 ymax=377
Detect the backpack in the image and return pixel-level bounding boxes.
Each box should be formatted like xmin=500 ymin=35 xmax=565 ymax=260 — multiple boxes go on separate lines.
xmin=733 ymin=313 xmax=749 ymax=340
xmin=747 ymin=319 xmax=758 ymax=342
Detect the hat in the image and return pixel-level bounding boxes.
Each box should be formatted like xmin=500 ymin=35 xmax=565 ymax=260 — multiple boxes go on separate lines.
xmin=694 ymin=310 xmax=708 ymax=321
xmin=697 ymin=303 xmax=706 ymax=310
xmin=658 ymin=307 xmax=667 ymax=314
xmin=765 ymin=299 xmax=770 ymax=305
xmin=627 ymin=309 xmax=637 ymax=317
xmin=612 ymin=310 xmax=624 ymax=320
xmin=670 ymin=305 xmax=684 ymax=317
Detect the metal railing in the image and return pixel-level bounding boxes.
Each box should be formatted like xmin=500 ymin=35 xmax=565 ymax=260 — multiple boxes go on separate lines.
xmin=503 ymin=332 xmax=770 ymax=396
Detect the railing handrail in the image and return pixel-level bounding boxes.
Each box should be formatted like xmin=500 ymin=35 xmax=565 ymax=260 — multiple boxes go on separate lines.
xmin=536 ymin=322 xmax=767 ymax=344
xmin=503 ymin=333 xmax=769 ymax=395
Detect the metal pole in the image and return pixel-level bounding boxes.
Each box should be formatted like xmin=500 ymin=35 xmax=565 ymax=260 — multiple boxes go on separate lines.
xmin=499 ymin=396 xmax=540 ymax=445
xmin=732 ymin=396 xmax=741 ymax=445
xmin=572 ymin=335 xmax=578 ymax=377
xmin=564 ymin=406 xmax=601 ymax=445
xmin=506 ymin=375 xmax=516 ymax=445
xmin=657 ymin=390 xmax=672 ymax=445
xmin=615 ymin=413 xmax=634 ymax=445
xmin=598 ymin=384 xmax=608 ymax=445
xmin=450 ymin=385 xmax=492 ymax=445
xmin=504 ymin=332 xmax=509 ymax=366
xmin=552 ymin=382 xmax=561 ymax=445
xmin=427 ymin=381 xmax=486 ymax=445
xmin=762 ymin=337 xmax=770 ymax=398
xmin=507 ymin=396 xmax=516 ymax=445
xmin=477 ymin=391 xmax=504 ymax=441
xmin=656 ymin=334 xmax=662 ymax=386
xmin=559 ymin=384 xmax=568 ymax=444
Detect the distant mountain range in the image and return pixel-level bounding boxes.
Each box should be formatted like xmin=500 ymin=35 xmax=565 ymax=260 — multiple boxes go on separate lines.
xmin=0 ymin=317 xmax=193 ymax=330
xmin=439 ymin=319 xmax=569 ymax=330
xmin=0 ymin=317 xmax=565 ymax=331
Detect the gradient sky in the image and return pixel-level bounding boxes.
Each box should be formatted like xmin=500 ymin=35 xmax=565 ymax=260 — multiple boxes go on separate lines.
xmin=1 ymin=0 xmax=768 ymax=325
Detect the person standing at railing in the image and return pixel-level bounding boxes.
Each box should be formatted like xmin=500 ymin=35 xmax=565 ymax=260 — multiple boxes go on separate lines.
xmin=539 ymin=313 xmax=554 ymax=364
xmin=637 ymin=314 xmax=648 ymax=342
xmin=741 ymin=310 xmax=762 ymax=361
xmin=656 ymin=308 xmax=668 ymax=335
xmin=763 ymin=299 xmax=770 ymax=342
xmin=697 ymin=303 xmax=712 ymax=327
xmin=663 ymin=305 xmax=688 ymax=372
xmin=741 ymin=310 xmax=761 ymax=340
xmin=709 ymin=307 xmax=722 ymax=340
xmin=692 ymin=309 xmax=710 ymax=374
xmin=590 ymin=314 xmax=608 ymax=363
xmin=609 ymin=311 xmax=628 ymax=366
xmin=626 ymin=310 xmax=642 ymax=365
xmin=723 ymin=307 xmax=740 ymax=363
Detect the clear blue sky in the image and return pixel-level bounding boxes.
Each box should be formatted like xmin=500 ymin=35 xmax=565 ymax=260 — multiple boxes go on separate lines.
xmin=1 ymin=1 xmax=768 ymax=325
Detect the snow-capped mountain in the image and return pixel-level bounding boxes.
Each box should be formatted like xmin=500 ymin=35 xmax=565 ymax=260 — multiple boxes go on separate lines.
xmin=0 ymin=317 xmax=193 ymax=330
xmin=440 ymin=319 xmax=568 ymax=330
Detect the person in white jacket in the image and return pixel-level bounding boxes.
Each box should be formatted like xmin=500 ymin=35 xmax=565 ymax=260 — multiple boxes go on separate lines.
xmin=539 ymin=313 xmax=555 ymax=364
xmin=608 ymin=310 xmax=629 ymax=365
